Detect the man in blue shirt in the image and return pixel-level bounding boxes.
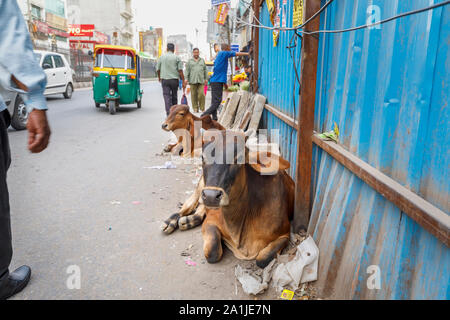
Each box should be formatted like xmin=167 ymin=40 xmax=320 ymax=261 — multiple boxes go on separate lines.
xmin=202 ymin=44 xmax=249 ymax=120
xmin=0 ymin=0 xmax=51 ymax=299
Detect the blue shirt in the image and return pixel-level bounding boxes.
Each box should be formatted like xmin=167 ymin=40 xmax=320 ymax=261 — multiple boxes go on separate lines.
xmin=0 ymin=0 xmax=48 ymax=113
xmin=210 ymin=51 xmax=236 ymax=84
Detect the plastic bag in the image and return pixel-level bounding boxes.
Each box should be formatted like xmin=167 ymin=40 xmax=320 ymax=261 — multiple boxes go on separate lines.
xmin=181 ymin=94 xmax=188 ymax=105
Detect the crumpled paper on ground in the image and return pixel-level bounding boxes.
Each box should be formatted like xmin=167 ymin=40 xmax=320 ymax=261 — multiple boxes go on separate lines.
xmin=235 ymin=260 xmax=276 ymax=295
xmin=235 ymin=236 xmax=319 ymax=295
xmin=144 ymin=161 xmax=176 ymax=169
xmin=271 ymin=236 xmax=319 ymax=291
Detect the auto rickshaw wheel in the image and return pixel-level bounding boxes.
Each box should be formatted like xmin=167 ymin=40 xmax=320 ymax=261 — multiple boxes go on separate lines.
xmin=95 ymin=102 xmax=100 ymax=108
xmin=108 ymin=100 xmax=116 ymax=115
xmin=137 ymin=99 xmax=142 ymax=109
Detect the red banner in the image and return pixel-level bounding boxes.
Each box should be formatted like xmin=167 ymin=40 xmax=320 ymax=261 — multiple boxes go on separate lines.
xmin=34 ymin=20 xmax=49 ymax=34
xmin=215 ymin=3 xmax=229 ymax=25
xmin=49 ymin=27 xmax=70 ymax=38
xmin=68 ymin=24 xmax=95 ymax=37
xmin=33 ymin=20 xmax=69 ymax=38
xmin=94 ymin=31 xmax=108 ymax=44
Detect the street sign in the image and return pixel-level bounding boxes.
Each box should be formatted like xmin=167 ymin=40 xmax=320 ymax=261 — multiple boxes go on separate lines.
xmin=212 ymin=0 xmax=230 ymax=5
xmin=231 ymin=44 xmax=239 ymax=53
xmin=68 ymin=24 xmax=95 ymax=37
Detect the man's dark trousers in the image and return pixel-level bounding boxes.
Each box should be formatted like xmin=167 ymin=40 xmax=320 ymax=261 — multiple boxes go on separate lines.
xmin=162 ymin=79 xmax=179 ymax=115
xmin=0 ymin=110 xmax=12 ymax=289
xmin=203 ymin=82 xmax=224 ymax=120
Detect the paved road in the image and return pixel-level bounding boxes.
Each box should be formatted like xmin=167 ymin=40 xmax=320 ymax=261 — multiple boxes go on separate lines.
xmin=6 ymin=81 xmax=272 ymax=299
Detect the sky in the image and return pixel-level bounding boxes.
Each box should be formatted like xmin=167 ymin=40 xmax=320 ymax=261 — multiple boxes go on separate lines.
xmin=133 ymin=0 xmax=239 ymax=59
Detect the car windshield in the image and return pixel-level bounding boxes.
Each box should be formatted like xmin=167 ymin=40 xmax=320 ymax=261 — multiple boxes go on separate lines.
xmin=95 ymin=49 xmax=134 ymax=69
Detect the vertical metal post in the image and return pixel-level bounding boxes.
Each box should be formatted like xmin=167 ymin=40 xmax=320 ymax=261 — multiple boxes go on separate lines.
xmin=293 ymin=0 xmax=321 ymax=233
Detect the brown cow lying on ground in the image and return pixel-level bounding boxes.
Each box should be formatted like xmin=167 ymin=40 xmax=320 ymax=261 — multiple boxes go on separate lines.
xmin=161 ymin=105 xmax=225 ymax=233
xmin=200 ymin=131 xmax=295 ymax=268
xmin=162 ymin=105 xmax=224 ymax=157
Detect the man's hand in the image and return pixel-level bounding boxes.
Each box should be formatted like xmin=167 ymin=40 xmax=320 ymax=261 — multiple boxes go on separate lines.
xmin=182 ymin=81 xmax=187 ymax=90
xmin=204 ymin=80 xmax=208 ymax=87
xmin=27 ymin=109 xmax=51 ymax=153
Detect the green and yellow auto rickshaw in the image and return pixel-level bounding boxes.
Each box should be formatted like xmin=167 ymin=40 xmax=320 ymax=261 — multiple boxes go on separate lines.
xmin=91 ymin=45 xmax=143 ymax=115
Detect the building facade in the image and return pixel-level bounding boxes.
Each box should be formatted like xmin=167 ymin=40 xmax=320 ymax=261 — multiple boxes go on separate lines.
xmin=166 ymin=34 xmax=192 ymax=63
xmin=17 ymin=0 xmax=70 ymax=53
xmin=139 ymin=28 xmax=163 ymax=59
xmin=67 ymin=0 xmax=134 ymax=47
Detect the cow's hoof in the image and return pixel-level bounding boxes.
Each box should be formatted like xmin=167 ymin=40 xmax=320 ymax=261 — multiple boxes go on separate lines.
xmin=256 ymin=255 xmax=275 ymax=269
xmin=161 ymin=213 xmax=180 ymax=234
xmin=179 ymin=215 xmax=203 ymax=231
xmin=179 ymin=216 xmax=189 ymax=230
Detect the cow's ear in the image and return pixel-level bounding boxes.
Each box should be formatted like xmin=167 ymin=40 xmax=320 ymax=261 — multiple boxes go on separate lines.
xmin=248 ymin=151 xmax=290 ymax=174
xmin=169 ymin=105 xmax=178 ymax=114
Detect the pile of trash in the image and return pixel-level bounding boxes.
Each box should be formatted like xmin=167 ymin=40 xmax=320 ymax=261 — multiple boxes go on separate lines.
xmin=235 ymin=234 xmax=319 ymax=299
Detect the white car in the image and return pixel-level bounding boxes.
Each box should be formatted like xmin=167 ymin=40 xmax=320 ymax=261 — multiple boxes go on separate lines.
xmin=0 ymin=51 xmax=75 ymax=130
xmin=0 ymin=86 xmax=27 ymax=130
xmin=35 ymin=50 xmax=74 ymax=99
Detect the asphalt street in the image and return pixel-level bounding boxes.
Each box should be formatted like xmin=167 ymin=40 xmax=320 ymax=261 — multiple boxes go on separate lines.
xmin=6 ymin=81 xmax=275 ymax=300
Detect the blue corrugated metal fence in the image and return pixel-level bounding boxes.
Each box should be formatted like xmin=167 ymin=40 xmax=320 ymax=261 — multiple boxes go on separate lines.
xmin=257 ymin=0 xmax=449 ymax=299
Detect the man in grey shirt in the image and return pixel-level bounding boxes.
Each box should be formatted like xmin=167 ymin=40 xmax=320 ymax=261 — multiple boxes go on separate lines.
xmin=157 ymin=43 xmax=186 ymax=115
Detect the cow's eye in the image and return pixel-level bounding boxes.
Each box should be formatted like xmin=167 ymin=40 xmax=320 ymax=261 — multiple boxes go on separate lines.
xmin=178 ymin=113 xmax=185 ymax=116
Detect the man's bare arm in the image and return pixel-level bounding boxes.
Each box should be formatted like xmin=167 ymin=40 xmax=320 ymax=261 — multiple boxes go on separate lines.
xmin=179 ymin=70 xmax=186 ymax=89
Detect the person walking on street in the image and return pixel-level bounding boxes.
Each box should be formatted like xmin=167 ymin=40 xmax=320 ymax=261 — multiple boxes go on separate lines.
xmin=202 ymin=44 xmax=249 ymax=120
xmin=157 ymin=43 xmax=186 ymax=115
xmin=0 ymin=0 xmax=51 ymax=300
xmin=185 ymin=48 xmax=208 ymax=113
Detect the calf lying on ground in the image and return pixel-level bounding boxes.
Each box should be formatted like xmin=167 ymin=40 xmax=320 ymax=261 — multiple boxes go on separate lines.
xmin=162 ymin=105 xmax=224 ymax=157
xmin=161 ymin=105 xmax=225 ymax=233
xmin=200 ymin=131 xmax=295 ymax=268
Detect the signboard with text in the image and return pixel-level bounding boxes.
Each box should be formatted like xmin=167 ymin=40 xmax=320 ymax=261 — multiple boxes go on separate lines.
xmin=94 ymin=31 xmax=108 ymax=44
xmin=231 ymin=44 xmax=239 ymax=53
xmin=215 ymin=3 xmax=230 ymax=25
xmin=68 ymin=24 xmax=95 ymax=37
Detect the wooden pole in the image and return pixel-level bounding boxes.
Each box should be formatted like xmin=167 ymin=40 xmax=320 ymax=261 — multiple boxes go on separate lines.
xmin=293 ymin=0 xmax=321 ymax=233
xmin=252 ymin=0 xmax=261 ymax=93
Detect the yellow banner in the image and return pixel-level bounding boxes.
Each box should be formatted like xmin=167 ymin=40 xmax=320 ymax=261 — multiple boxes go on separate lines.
xmin=293 ymin=0 xmax=304 ymax=27
xmin=266 ymin=0 xmax=275 ymax=24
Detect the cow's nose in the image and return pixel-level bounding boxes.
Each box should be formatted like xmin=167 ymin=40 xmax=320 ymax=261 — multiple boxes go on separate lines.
xmin=202 ymin=189 xmax=223 ymax=207
xmin=162 ymin=123 xmax=168 ymax=130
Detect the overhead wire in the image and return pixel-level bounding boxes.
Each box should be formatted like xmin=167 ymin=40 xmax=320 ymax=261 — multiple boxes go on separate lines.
xmin=237 ymin=0 xmax=450 ymax=34
xmin=245 ymin=0 xmax=449 ymax=157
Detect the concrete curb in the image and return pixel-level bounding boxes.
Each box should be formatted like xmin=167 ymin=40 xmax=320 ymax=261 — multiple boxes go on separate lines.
xmin=73 ymin=81 xmax=92 ymax=89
